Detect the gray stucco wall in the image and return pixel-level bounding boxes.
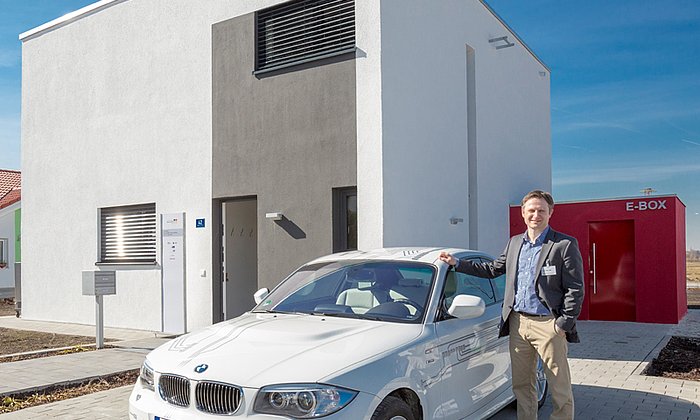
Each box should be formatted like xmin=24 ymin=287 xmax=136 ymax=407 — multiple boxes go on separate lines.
xmin=212 ymin=13 xmax=357 ymax=315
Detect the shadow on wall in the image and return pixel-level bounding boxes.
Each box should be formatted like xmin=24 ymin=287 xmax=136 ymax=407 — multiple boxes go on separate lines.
xmin=275 ymin=217 xmax=306 ymax=239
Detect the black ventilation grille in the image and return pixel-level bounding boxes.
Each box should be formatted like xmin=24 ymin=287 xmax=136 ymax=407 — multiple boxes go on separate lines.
xmin=256 ymin=0 xmax=355 ymax=73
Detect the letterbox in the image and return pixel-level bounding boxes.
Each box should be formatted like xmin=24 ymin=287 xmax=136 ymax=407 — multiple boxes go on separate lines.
xmin=82 ymin=270 xmax=116 ymax=296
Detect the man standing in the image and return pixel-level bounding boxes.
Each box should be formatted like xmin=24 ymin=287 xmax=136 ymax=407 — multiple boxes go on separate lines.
xmin=439 ymin=190 xmax=584 ymax=420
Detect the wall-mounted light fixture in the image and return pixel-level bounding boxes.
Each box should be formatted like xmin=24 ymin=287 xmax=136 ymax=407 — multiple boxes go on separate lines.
xmin=489 ymin=35 xmax=514 ymax=50
xmin=449 ymin=217 xmax=464 ymax=225
xmin=265 ymin=212 xmax=284 ymax=221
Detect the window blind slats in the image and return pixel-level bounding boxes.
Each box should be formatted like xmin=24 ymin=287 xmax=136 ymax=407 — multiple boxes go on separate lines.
xmin=99 ymin=203 xmax=156 ymax=264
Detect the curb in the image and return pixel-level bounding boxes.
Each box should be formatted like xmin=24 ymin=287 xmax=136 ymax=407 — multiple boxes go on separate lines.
xmin=0 ymin=368 xmax=139 ymax=400
xmin=0 ymin=343 xmax=105 ymax=361
xmin=632 ymin=334 xmax=671 ymax=377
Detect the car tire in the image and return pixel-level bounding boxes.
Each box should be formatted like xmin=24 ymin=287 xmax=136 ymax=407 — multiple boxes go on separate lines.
xmin=370 ymin=396 xmax=415 ymax=420
xmin=536 ymin=356 xmax=548 ymax=408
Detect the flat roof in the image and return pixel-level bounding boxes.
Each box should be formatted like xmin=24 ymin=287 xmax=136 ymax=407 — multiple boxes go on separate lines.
xmin=19 ymin=0 xmax=550 ymax=73
xmin=19 ymin=0 xmax=127 ymax=42
xmin=509 ymin=194 xmax=684 ymax=207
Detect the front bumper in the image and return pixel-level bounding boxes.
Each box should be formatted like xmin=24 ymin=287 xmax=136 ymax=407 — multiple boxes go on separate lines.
xmin=128 ymin=380 xmax=380 ymax=419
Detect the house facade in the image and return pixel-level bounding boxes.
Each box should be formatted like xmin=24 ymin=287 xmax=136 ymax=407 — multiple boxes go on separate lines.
xmin=0 ymin=169 xmax=21 ymax=297
xmin=20 ymin=0 xmax=550 ymax=332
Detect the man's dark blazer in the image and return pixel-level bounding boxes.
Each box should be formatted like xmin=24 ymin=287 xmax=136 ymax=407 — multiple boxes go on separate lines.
xmin=455 ymin=227 xmax=585 ymax=343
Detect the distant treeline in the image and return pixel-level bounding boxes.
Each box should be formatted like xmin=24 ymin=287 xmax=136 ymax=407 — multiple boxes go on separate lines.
xmin=689 ymin=250 xmax=700 ymax=262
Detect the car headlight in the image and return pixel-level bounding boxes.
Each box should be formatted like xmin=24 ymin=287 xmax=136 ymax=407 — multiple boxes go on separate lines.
xmin=139 ymin=360 xmax=155 ymax=391
xmin=253 ymin=384 xmax=357 ymax=418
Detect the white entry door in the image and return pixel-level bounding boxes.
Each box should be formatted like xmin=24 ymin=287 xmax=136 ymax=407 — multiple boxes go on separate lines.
xmin=222 ymin=199 xmax=258 ymax=320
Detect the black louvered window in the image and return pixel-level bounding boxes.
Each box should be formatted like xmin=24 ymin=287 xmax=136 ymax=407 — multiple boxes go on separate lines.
xmin=256 ymin=0 xmax=355 ymax=73
xmin=98 ymin=203 xmax=156 ymax=264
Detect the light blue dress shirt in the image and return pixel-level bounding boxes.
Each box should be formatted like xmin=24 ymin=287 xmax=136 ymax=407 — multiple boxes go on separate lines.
xmin=513 ymin=226 xmax=551 ymax=315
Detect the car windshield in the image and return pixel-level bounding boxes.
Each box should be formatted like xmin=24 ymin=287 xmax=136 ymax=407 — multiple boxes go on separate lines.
xmin=252 ymin=260 xmax=436 ymax=323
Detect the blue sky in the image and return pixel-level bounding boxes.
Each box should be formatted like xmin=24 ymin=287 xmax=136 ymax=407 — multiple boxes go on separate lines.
xmin=488 ymin=0 xmax=700 ymax=250
xmin=1 ymin=0 xmax=699 ymax=249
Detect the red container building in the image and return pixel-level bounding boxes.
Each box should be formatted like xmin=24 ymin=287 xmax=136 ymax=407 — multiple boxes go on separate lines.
xmin=509 ymin=195 xmax=686 ymax=324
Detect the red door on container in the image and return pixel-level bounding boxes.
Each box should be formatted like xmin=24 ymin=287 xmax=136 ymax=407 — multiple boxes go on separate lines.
xmin=588 ymin=220 xmax=636 ymax=321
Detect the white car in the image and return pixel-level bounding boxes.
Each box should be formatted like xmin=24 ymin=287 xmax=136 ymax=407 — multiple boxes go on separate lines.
xmin=129 ymin=248 xmax=547 ymax=419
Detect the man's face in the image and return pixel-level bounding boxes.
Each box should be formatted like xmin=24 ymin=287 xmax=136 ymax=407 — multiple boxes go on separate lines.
xmin=521 ymin=197 xmax=552 ymax=231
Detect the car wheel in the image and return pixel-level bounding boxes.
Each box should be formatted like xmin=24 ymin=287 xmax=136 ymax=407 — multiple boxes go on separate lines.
xmin=371 ymin=396 xmax=415 ymax=420
xmin=536 ymin=356 xmax=548 ymax=408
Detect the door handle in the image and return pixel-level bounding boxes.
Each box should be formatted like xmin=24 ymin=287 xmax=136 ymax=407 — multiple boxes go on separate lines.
xmin=592 ymin=243 xmax=597 ymax=294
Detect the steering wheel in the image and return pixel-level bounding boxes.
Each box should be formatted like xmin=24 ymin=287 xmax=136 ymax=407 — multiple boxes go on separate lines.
xmin=393 ymin=298 xmax=424 ymax=314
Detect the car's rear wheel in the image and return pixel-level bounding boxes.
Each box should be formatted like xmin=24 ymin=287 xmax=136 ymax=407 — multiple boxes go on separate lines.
xmin=371 ymin=396 xmax=415 ymax=420
xmin=536 ymin=356 xmax=548 ymax=408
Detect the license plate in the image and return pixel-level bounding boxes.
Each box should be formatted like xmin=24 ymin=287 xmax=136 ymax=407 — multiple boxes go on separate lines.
xmin=155 ymin=417 xmax=169 ymax=420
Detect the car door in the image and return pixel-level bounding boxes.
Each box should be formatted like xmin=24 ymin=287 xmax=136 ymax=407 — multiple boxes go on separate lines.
xmin=433 ymin=256 xmax=510 ymax=419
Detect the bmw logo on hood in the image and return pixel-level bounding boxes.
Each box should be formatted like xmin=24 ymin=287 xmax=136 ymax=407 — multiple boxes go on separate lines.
xmin=194 ymin=363 xmax=209 ymax=373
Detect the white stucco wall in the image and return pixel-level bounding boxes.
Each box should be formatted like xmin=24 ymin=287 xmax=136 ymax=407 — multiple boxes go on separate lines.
xmin=368 ymin=0 xmax=550 ymax=256
xmin=355 ymin=1 xmax=384 ymax=251
xmin=22 ymin=0 xmax=549 ymax=330
xmin=0 ymin=202 xmax=19 ymax=290
xmin=20 ymin=0 xmax=287 ymax=331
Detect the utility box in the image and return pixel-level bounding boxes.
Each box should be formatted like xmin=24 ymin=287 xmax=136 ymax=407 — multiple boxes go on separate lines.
xmin=82 ymin=270 xmax=116 ymax=296
xmin=509 ymin=195 xmax=686 ymax=324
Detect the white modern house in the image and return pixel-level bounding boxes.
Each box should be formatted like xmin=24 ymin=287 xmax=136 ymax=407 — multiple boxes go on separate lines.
xmin=20 ymin=0 xmax=550 ymax=332
xmin=0 ymin=169 xmax=21 ymax=298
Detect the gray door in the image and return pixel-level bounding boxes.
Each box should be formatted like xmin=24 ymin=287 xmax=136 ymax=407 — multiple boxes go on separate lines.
xmin=222 ymin=199 xmax=258 ymax=320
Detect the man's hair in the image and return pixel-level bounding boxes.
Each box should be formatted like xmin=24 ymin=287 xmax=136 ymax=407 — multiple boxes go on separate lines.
xmin=521 ymin=190 xmax=554 ymax=212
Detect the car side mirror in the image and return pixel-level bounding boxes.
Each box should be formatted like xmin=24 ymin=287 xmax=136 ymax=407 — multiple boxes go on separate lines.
xmin=447 ymin=294 xmax=486 ymax=319
xmin=253 ymin=288 xmax=270 ymax=305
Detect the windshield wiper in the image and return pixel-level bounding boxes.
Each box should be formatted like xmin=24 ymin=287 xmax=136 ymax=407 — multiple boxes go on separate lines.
xmin=253 ymin=309 xmax=311 ymax=316
xmin=311 ymin=311 xmax=384 ymax=321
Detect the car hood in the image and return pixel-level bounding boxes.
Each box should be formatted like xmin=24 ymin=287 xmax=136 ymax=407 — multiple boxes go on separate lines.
xmin=147 ymin=312 xmax=423 ymax=388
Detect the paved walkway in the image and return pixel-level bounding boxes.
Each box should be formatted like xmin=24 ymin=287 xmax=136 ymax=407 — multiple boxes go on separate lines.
xmin=0 ymin=315 xmax=169 ymax=419
xmin=492 ymin=310 xmax=700 ymax=419
xmin=1 ymin=312 xmax=700 ymax=419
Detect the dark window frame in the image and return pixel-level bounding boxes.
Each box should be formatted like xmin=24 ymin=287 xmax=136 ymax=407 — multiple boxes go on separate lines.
xmin=97 ymin=203 xmax=157 ymax=265
xmin=332 ymin=187 xmax=357 ymax=252
xmin=0 ymin=237 xmax=8 ymax=268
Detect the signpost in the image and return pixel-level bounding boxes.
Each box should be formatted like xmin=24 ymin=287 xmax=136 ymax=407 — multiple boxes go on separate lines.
xmin=82 ymin=270 xmax=116 ymax=348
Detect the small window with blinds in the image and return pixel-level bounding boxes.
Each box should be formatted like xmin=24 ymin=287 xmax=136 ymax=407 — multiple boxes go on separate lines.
xmin=98 ymin=203 xmax=156 ymax=265
xmin=255 ymin=0 xmax=355 ymax=73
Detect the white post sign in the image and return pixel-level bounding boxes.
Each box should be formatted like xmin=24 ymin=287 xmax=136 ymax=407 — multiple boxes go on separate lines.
xmin=161 ymin=213 xmax=186 ymax=334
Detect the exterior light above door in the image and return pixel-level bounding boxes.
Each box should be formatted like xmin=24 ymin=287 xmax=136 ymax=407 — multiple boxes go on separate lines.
xmin=265 ymin=212 xmax=284 ymax=221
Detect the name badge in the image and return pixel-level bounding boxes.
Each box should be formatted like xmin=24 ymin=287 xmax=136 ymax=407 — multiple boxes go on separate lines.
xmin=542 ymin=265 xmax=557 ymax=276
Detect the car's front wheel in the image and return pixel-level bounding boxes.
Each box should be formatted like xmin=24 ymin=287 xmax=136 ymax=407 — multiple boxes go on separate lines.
xmin=371 ymin=396 xmax=415 ymax=420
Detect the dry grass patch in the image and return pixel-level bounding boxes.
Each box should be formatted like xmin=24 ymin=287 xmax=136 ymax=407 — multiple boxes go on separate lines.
xmin=0 ymin=299 xmax=15 ymax=316
xmin=688 ymin=261 xmax=700 ymax=283
xmin=0 ymin=327 xmax=99 ymax=357
xmin=0 ymin=369 xmax=138 ymax=413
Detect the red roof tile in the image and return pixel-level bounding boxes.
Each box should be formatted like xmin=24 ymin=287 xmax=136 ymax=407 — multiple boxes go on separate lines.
xmin=0 ymin=169 xmax=21 ymax=195
xmin=0 ymin=187 xmax=20 ymax=210
xmin=0 ymin=169 xmax=21 ymax=210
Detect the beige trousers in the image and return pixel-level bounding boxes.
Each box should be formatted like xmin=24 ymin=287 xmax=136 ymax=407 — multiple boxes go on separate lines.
xmin=509 ymin=312 xmax=574 ymax=420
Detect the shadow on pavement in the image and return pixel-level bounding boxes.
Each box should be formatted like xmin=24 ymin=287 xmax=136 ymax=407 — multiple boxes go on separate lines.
xmin=490 ymin=383 xmax=700 ymax=419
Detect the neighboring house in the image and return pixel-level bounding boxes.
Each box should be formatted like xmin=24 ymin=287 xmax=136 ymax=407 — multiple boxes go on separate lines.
xmin=0 ymin=169 xmax=21 ymax=297
xmin=20 ymin=0 xmax=551 ymax=332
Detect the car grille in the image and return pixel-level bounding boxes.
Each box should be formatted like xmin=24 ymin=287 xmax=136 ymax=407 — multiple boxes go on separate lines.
xmin=159 ymin=374 xmax=190 ymax=407
xmin=195 ymin=381 xmax=243 ymax=415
